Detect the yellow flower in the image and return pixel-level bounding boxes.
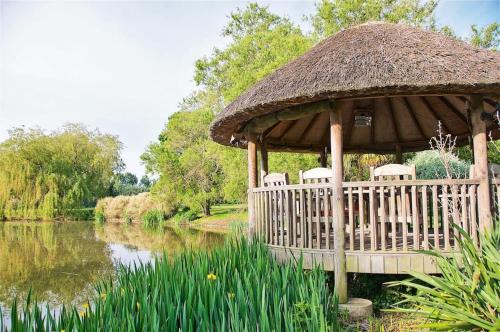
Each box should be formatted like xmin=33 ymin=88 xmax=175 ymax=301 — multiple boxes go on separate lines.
xmin=82 ymin=303 xmax=89 ymax=309
xmin=136 ymin=302 xmax=140 ymax=310
xmin=79 ymin=311 xmax=86 ymax=317
xmin=121 ymin=288 xmax=125 ymax=295
xmin=207 ymin=273 xmax=217 ymax=281
xmin=228 ymin=292 xmax=235 ymax=300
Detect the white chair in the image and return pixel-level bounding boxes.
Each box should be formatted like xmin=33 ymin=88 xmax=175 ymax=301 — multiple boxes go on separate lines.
xmin=262 ymin=172 xmax=289 ymax=187
xmin=299 ymin=167 xmax=332 ymax=184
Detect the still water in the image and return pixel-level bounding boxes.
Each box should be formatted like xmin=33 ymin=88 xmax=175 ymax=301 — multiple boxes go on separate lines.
xmin=0 ymin=221 xmax=226 ymax=321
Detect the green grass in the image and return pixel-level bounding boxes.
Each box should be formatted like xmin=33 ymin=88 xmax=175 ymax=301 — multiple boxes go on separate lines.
xmin=192 ymin=204 xmax=247 ymax=225
xmin=2 ymin=237 xmax=340 ymax=331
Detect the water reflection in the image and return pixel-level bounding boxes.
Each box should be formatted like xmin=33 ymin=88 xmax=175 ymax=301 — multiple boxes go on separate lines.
xmin=0 ymin=221 xmax=226 ymax=315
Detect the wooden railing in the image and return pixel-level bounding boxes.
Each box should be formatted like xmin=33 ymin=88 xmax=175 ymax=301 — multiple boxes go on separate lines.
xmin=253 ymin=179 xmax=483 ymax=253
xmin=493 ymin=178 xmax=500 ymax=221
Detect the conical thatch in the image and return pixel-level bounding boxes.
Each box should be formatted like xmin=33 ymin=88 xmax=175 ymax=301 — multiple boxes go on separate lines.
xmin=210 ymin=22 xmax=500 ymax=153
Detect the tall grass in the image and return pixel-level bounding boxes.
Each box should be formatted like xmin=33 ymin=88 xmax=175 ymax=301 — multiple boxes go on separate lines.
xmin=387 ymin=225 xmax=500 ymax=331
xmin=3 ymin=238 xmax=339 ymax=331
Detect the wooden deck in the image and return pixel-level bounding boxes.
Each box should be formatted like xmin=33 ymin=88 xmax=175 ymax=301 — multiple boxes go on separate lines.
xmin=252 ymin=178 xmax=500 ymax=274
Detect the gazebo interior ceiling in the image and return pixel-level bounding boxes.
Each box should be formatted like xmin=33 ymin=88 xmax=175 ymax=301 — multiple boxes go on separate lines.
xmin=244 ymin=95 xmax=499 ymax=154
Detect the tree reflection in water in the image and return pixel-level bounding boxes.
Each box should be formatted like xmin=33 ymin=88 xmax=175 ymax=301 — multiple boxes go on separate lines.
xmin=0 ymin=221 xmax=226 ymax=313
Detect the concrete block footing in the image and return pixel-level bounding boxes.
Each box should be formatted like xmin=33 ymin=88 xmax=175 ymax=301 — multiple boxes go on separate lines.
xmin=339 ymin=298 xmax=373 ymax=320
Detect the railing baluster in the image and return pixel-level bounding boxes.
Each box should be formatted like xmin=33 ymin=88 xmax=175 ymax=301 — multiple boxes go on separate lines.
xmin=451 ymin=184 xmax=460 ymax=250
xmin=422 ymin=185 xmax=429 ymax=250
xmin=369 ymin=186 xmax=376 ymax=251
xmin=325 ymin=187 xmax=330 ymax=250
xmin=401 ymin=185 xmax=408 ymax=252
xmin=285 ymin=189 xmax=290 ymax=247
xmin=442 ymin=185 xmax=450 ymax=251
xmin=307 ymin=189 xmax=312 ymax=249
xmin=460 ymin=184 xmax=467 ymax=241
xmin=469 ymin=185 xmax=478 ymax=246
xmin=348 ymin=187 xmax=354 ymax=251
xmin=280 ymin=189 xmax=285 ymax=246
xmin=292 ymin=189 xmax=297 ymax=247
xmin=411 ymin=185 xmax=419 ymax=250
xmin=432 ymin=185 xmax=440 ymax=250
xmin=300 ymin=189 xmax=305 ymax=248
xmin=358 ymin=186 xmax=364 ymax=251
xmin=379 ymin=185 xmax=386 ymax=251
xmin=315 ymin=188 xmax=321 ymax=249
xmin=390 ymin=186 xmax=396 ymax=251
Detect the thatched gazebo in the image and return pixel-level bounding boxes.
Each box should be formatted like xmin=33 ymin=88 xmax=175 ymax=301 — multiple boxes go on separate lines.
xmin=210 ymin=22 xmax=500 ymax=304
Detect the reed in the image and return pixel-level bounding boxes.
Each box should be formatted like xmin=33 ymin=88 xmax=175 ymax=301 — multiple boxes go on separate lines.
xmin=387 ymin=224 xmax=500 ymax=331
xmin=3 ymin=237 xmax=339 ymax=331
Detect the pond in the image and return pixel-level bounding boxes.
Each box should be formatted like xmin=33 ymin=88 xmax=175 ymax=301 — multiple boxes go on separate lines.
xmin=0 ymin=221 xmax=227 ymax=324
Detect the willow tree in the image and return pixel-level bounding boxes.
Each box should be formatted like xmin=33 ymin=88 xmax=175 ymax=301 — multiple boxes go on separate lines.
xmin=0 ymin=124 xmax=123 ymax=220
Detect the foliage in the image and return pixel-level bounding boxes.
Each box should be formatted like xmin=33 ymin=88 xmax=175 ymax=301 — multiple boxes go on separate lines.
xmin=470 ymin=22 xmax=499 ymax=50
xmin=94 ymin=210 xmax=106 ymax=225
xmin=0 ymin=124 xmax=123 ymax=220
xmin=407 ymin=150 xmax=470 ymax=180
xmin=387 ymin=225 xmax=500 ymax=331
xmin=195 ymin=3 xmax=312 ymax=103
xmin=110 ymin=172 xmax=151 ymax=197
xmin=4 ymin=238 xmax=340 ymax=331
xmin=309 ymin=0 xmax=439 ymax=40
xmin=140 ymin=209 xmax=164 ymax=229
xmin=142 ymin=92 xmax=224 ymax=216
xmin=64 ymin=208 xmax=95 ymax=221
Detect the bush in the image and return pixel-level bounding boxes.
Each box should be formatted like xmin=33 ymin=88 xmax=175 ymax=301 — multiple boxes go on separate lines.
xmin=95 ymin=193 xmax=171 ymax=222
xmin=141 ymin=209 xmax=164 ymax=229
xmin=94 ymin=210 xmax=106 ymax=225
xmin=408 ymin=150 xmax=470 ymax=179
xmin=3 ymin=238 xmax=339 ymax=331
xmin=387 ymin=225 xmax=500 ymax=331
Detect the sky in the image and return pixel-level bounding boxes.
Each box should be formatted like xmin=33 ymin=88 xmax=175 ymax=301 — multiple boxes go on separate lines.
xmin=0 ymin=0 xmax=498 ymax=177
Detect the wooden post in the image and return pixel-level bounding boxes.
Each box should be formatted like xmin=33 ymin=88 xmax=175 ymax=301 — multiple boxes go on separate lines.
xmin=395 ymin=144 xmax=403 ymax=164
xmin=248 ymin=136 xmax=258 ymax=237
xmin=469 ymin=95 xmax=492 ymax=231
xmin=319 ymin=148 xmax=327 ymax=168
xmin=330 ymin=102 xmax=348 ymax=304
xmin=260 ymin=140 xmax=269 ymax=182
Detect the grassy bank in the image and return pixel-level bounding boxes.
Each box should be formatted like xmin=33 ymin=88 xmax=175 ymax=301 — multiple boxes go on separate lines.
xmin=3 ymin=238 xmax=339 ymax=331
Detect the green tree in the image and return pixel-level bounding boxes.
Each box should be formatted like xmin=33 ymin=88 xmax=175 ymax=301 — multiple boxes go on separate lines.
xmin=470 ymin=22 xmax=499 ymax=50
xmin=310 ymin=0 xmax=439 ymax=40
xmin=142 ymin=92 xmax=224 ymax=216
xmin=194 ymin=3 xmax=312 ymax=103
xmin=0 ymin=124 xmax=123 ymax=220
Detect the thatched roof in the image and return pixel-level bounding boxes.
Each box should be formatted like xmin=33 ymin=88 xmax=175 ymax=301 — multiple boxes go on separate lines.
xmin=210 ymin=22 xmax=500 ymax=153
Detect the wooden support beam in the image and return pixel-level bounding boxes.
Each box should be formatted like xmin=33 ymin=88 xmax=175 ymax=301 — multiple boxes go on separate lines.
xmin=438 ymin=96 xmax=468 ymax=126
xmin=260 ymin=141 xmax=269 ymax=181
xmin=329 ymin=101 xmax=348 ymax=304
xmin=420 ymin=96 xmax=454 ymax=135
xmin=469 ymin=95 xmax=492 ymax=231
xmin=402 ymin=97 xmax=426 ymax=140
xmin=395 ymin=144 xmax=403 ymax=164
xmin=388 ymin=98 xmax=401 ymax=142
xmin=298 ymin=113 xmax=320 ymax=142
xmin=319 ymin=148 xmax=327 ymax=167
xmin=247 ymin=136 xmax=258 ymax=238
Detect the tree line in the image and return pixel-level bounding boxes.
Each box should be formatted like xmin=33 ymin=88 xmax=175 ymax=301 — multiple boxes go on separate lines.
xmin=141 ymin=0 xmax=499 ymax=216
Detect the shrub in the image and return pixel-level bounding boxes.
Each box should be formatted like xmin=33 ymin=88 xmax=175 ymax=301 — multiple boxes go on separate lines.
xmin=95 ymin=193 xmax=171 ymax=222
xmin=387 ymin=225 xmax=500 ymax=331
xmin=408 ymin=150 xmax=470 ymax=179
xmin=141 ymin=209 xmax=164 ymax=229
xmin=94 ymin=210 xmax=106 ymax=225
xmin=3 ymin=238 xmax=340 ymax=331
